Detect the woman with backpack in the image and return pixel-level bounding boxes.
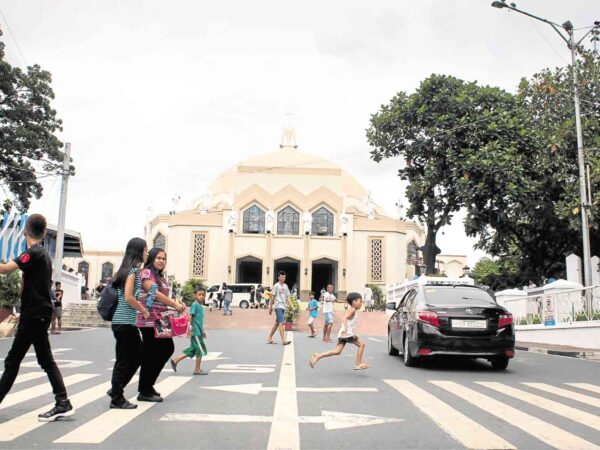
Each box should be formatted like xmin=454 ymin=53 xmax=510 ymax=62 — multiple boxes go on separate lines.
xmin=136 ymin=248 xmax=186 ymax=402
xmin=109 ymin=238 xmax=149 ymax=410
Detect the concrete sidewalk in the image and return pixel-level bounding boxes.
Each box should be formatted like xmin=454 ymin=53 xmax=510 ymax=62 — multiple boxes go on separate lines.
xmin=516 ymin=341 xmax=600 ymax=361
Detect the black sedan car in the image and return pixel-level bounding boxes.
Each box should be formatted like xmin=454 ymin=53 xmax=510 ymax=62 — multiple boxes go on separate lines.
xmin=387 ymin=282 xmax=515 ymax=370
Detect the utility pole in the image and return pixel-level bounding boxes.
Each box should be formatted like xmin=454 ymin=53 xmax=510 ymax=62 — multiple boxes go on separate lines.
xmin=568 ymin=27 xmax=593 ymax=288
xmin=53 ymin=143 xmax=71 ymax=282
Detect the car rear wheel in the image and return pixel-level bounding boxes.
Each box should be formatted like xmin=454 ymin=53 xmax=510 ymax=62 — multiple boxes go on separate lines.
xmin=240 ymin=300 xmax=250 ymax=309
xmin=491 ymin=356 xmax=509 ymax=371
xmin=388 ymin=330 xmax=399 ymax=356
xmin=403 ymin=335 xmax=417 ymax=367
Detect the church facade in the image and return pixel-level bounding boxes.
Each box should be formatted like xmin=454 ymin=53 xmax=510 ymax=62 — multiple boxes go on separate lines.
xmin=142 ymin=130 xmax=465 ymax=300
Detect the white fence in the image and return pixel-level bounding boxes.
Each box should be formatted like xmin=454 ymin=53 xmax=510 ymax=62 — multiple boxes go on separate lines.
xmin=503 ymin=286 xmax=600 ymax=326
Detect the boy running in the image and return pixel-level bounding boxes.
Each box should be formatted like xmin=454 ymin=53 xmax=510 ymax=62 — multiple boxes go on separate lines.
xmin=171 ymin=287 xmax=208 ymax=375
xmin=307 ymin=291 xmax=318 ymax=337
xmin=0 ymin=214 xmax=74 ymax=420
xmin=266 ymin=271 xmax=292 ymax=345
xmin=310 ymin=292 xmax=369 ymax=371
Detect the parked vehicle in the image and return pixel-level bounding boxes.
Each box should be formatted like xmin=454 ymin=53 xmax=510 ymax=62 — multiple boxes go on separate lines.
xmin=207 ymin=283 xmax=260 ymax=309
xmin=386 ymin=276 xmax=515 ymax=370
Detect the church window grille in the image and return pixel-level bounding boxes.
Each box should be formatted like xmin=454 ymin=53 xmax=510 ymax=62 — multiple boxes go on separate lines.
xmin=78 ymin=261 xmax=89 ymax=287
xmin=312 ymin=207 xmax=334 ymax=236
xmin=369 ymin=237 xmax=384 ymax=283
xmin=277 ymin=206 xmax=300 ymax=235
xmin=191 ymin=232 xmax=208 ymax=279
xmin=243 ymin=205 xmax=265 ymax=234
xmin=101 ymin=262 xmax=114 ymax=283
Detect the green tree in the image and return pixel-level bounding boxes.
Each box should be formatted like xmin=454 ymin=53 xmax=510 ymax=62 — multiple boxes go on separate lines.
xmin=367 ymin=74 xmax=516 ymax=273
xmin=180 ymin=279 xmax=208 ymax=306
xmin=471 ymin=257 xmax=521 ymax=291
xmin=0 ymin=264 xmax=20 ymax=309
xmin=0 ymin=28 xmax=68 ymax=213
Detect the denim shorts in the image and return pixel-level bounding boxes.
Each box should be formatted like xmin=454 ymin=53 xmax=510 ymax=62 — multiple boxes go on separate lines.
xmin=324 ymin=312 xmax=333 ymax=324
xmin=275 ymin=308 xmax=285 ymax=324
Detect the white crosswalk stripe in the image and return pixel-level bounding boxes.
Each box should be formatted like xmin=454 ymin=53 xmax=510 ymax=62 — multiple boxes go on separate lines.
xmin=14 ymin=372 xmax=46 ymax=385
xmin=0 ymin=373 xmax=98 ymax=410
xmin=566 ymin=382 xmax=600 ymax=395
xmin=523 ymin=382 xmax=600 ymax=408
xmin=384 ymin=379 xmax=514 ymax=449
xmin=54 ymin=375 xmax=192 ymax=444
xmin=432 ymin=380 xmax=600 ymax=450
xmin=478 ymin=382 xmax=600 ymax=432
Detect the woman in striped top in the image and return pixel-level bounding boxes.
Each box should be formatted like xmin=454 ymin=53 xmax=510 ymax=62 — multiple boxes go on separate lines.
xmin=109 ymin=238 xmax=149 ymax=410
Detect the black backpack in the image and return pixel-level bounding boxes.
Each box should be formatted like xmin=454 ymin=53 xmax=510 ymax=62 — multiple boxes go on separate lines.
xmin=97 ymin=283 xmax=118 ymax=321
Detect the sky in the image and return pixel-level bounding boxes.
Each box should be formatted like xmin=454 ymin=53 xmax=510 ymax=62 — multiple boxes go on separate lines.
xmin=0 ymin=0 xmax=598 ymax=267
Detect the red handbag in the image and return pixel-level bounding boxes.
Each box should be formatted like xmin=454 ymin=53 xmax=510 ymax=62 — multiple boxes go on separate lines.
xmin=169 ymin=312 xmax=189 ymax=337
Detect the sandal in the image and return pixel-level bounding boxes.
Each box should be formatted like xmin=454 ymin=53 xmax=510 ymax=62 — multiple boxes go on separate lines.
xmin=283 ymin=341 xmax=291 ymax=345
xmin=267 ymin=340 xmax=276 ymax=344
xmin=354 ymin=364 xmax=370 ymax=370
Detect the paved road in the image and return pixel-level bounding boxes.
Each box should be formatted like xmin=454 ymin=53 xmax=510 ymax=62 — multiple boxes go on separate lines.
xmin=1 ymin=327 xmax=599 ymax=449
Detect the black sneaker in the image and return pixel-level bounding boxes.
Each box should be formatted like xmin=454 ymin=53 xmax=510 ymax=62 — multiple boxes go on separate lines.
xmin=110 ymin=398 xmax=137 ymax=409
xmin=38 ymin=400 xmax=74 ymax=422
xmin=137 ymin=393 xmax=163 ymax=402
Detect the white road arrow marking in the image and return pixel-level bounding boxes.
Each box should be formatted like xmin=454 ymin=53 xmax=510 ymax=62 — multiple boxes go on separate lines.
xmin=21 ymin=359 xmax=92 ymax=369
xmin=200 ymin=383 xmax=378 ymax=395
xmin=25 ymin=347 xmax=72 ymax=357
xmin=211 ymin=364 xmax=276 ymax=374
xmin=160 ymin=410 xmax=402 ymax=430
xmin=202 ymin=352 xmax=230 ymax=361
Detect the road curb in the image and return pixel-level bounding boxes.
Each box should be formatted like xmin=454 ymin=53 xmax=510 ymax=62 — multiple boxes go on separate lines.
xmin=516 ymin=344 xmax=600 ymax=361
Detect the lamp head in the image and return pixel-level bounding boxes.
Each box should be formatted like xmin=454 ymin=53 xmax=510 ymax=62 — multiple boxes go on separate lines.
xmin=562 ymin=20 xmax=574 ymax=31
xmin=491 ymin=0 xmax=507 ymax=8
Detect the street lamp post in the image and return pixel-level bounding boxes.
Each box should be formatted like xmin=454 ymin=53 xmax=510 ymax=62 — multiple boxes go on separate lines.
xmin=492 ymin=1 xmax=599 ymax=287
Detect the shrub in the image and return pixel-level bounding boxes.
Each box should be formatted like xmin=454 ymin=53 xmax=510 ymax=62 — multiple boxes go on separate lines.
xmin=0 ymin=265 xmax=20 ymax=309
xmin=284 ymin=295 xmax=301 ymax=323
xmin=369 ymin=284 xmax=385 ymax=310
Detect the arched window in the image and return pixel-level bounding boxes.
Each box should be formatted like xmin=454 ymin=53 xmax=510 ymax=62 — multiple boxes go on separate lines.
xmin=407 ymin=241 xmax=419 ymax=261
xmin=101 ymin=262 xmax=114 ymax=282
xmin=312 ymin=207 xmax=334 ymax=236
xmin=277 ymin=206 xmax=300 ymax=235
xmin=242 ymin=205 xmax=265 ymax=234
xmin=153 ymin=232 xmax=166 ymax=249
xmin=78 ymin=261 xmax=89 ymax=287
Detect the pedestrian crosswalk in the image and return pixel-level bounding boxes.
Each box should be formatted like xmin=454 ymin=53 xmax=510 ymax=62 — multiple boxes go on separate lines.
xmin=0 ymin=372 xmax=599 ymax=449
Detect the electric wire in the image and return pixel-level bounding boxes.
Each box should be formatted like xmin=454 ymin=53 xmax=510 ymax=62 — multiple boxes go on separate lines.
xmin=0 ymin=7 xmax=28 ymax=67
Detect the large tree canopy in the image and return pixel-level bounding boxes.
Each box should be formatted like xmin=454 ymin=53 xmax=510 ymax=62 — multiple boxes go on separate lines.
xmin=0 ymin=28 xmax=66 ymax=213
xmin=367 ymin=74 xmax=518 ymax=273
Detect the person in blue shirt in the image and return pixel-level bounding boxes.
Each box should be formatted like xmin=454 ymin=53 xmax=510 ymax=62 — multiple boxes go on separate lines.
xmin=307 ymin=291 xmax=318 ymax=338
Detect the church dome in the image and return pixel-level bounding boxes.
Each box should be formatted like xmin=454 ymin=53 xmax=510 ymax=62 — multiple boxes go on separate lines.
xmin=192 ymin=129 xmax=377 ymax=215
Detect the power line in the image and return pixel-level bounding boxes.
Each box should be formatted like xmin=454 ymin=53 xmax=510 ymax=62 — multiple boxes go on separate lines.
xmin=0 ymin=161 xmax=58 ymax=177
xmin=0 ymin=8 xmax=28 ymax=67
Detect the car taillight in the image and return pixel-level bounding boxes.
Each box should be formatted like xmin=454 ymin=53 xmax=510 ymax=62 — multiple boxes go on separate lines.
xmin=505 ymin=350 xmax=515 ymax=357
xmin=417 ymin=310 xmax=439 ymax=328
xmin=498 ymin=313 xmax=513 ymax=329
xmin=418 ymin=349 xmax=432 ymax=356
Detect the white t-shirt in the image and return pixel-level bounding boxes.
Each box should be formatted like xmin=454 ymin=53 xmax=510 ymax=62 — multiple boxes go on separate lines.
xmin=363 ymin=287 xmax=373 ymax=304
xmin=322 ymin=292 xmax=335 ymax=313
xmin=272 ymin=282 xmax=290 ymax=310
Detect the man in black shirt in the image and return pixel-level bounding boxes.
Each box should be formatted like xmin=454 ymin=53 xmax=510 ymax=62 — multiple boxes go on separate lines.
xmin=0 ymin=214 xmax=74 ymax=421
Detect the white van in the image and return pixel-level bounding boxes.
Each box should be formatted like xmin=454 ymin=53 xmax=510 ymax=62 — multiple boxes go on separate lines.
xmin=206 ymin=283 xmax=261 ymax=309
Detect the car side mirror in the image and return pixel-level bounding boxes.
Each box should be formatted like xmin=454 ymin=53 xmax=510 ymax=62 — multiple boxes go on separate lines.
xmin=385 ymin=302 xmax=397 ymax=310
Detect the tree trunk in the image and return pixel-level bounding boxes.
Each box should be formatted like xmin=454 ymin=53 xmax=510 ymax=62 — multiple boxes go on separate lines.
xmin=422 ymin=225 xmax=441 ymax=275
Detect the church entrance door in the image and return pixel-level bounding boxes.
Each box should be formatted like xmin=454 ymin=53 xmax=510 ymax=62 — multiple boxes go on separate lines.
xmin=311 ymin=258 xmax=337 ymax=296
xmin=273 ymin=257 xmax=300 ymax=292
xmin=236 ymin=256 xmax=262 ymax=284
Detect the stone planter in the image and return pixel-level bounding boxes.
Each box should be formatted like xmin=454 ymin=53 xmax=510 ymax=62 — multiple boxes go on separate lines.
xmin=0 ymin=306 xmax=15 ymax=323
xmin=284 ymin=321 xmax=293 ymax=331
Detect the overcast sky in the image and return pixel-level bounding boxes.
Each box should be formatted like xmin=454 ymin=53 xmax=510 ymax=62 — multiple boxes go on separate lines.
xmin=1 ymin=0 xmax=598 ymax=266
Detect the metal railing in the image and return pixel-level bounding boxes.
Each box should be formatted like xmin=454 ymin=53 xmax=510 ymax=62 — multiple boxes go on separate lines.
xmin=503 ymin=286 xmax=600 ymax=326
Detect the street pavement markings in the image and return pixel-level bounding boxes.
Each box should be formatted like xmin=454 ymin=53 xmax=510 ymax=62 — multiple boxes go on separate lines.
xmin=161 ymin=411 xmax=402 ymax=431
xmin=566 ymin=383 xmax=600 ymax=395
xmin=432 ymin=381 xmax=600 ymax=450
xmin=523 ymin=382 xmax=600 ymax=408
xmin=21 ymin=359 xmax=92 ymax=369
xmin=0 ymin=373 xmax=98 ymax=410
xmin=384 ymin=379 xmax=514 ymax=450
xmin=211 ymin=364 xmax=276 ymax=374
xmin=0 ymin=377 xmax=137 ymax=442
xmin=24 ymin=348 xmax=72 ymax=357
xmin=54 ymin=375 xmax=191 ymax=444
xmin=478 ymin=382 xmax=600 ymax=431
xmin=200 ymin=383 xmax=378 ymax=395
xmin=267 ymin=331 xmax=299 ymax=450
xmin=13 ymin=372 xmax=46 ymax=385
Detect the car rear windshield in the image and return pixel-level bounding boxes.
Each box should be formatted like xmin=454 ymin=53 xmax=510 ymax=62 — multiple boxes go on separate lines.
xmin=424 ymin=286 xmax=495 ymax=306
